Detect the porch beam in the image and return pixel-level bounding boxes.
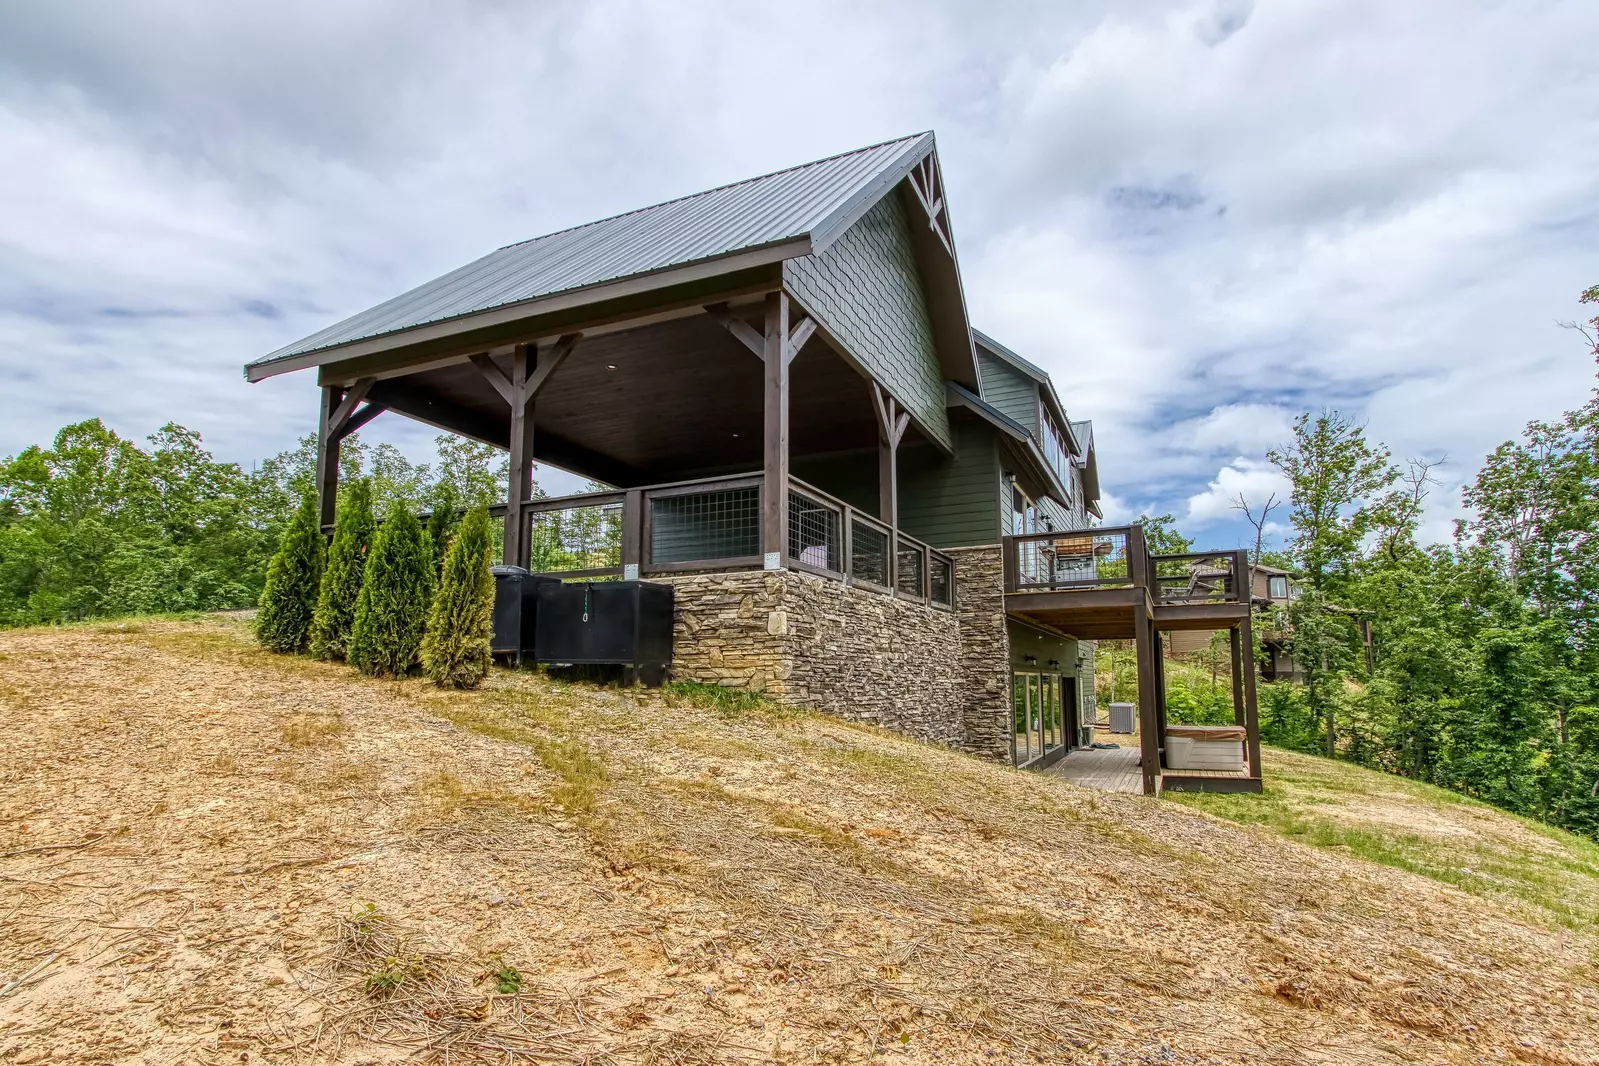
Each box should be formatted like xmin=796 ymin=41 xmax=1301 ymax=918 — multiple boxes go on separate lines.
xmin=761 ymin=291 xmax=790 ymax=565
xmin=525 ymin=332 xmax=580 ymax=397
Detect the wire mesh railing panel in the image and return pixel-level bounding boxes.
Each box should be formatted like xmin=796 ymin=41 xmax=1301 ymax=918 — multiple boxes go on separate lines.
xmin=1012 ymin=529 xmax=1133 ymax=589
xmin=1151 ymin=553 xmax=1239 ymax=603
xmin=929 ymin=555 xmax=954 ymax=605
xmin=526 ymin=501 xmax=622 ymax=574
xmin=789 ymin=491 xmax=841 ymax=572
xmin=896 ymin=542 xmax=925 ymax=597
xmin=649 ymin=487 xmax=759 ymax=564
xmin=850 ymin=519 xmax=890 ymax=587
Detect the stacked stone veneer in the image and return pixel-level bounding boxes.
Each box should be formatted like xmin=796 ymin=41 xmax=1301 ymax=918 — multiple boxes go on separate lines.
xmin=657 ymin=544 xmax=1012 ymax=761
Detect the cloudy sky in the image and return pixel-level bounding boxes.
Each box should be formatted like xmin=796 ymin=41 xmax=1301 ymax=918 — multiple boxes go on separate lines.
xmin=3 ymin=0 xmax=1596 ymax=551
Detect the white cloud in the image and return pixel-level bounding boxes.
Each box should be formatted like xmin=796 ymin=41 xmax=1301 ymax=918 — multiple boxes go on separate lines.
xmin=1 ymin=0 xmax=1596 ymax=548
xmin=1185 ymin=458 xmax=1292 ymax=527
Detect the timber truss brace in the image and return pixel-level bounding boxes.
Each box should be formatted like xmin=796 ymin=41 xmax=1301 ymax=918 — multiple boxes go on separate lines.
xmin=468 ymin=333 xmax=583 ymax=412
xmin=704 ymin=301 xmax=817 ymax=365
xmin=906 ymin=152 xmax=953 ymax=258
xmin=325 ymin=378 xmax=385 ymax=442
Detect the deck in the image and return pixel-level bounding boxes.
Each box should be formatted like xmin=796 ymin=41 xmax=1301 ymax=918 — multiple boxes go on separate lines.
xmin=1044 ymin=744 xmax=1142 ymax=793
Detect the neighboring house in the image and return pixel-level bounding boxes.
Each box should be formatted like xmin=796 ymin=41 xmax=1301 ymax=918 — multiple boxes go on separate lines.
xmin=1249 ymin=564 xmax=1305 ymax=682
xmin=244 ymin=132 xmax=1261 ymax=795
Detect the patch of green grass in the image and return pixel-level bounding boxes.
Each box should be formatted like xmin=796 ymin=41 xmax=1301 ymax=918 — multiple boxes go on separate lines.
xmin=1171 ymin=747 xmax=1599 ymax=933
xmin=662 ymin=680 xmax=798 ymax=721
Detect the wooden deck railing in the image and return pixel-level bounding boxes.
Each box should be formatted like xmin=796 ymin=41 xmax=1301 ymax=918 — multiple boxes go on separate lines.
xmin=1002 ymin=526 xmax=1247 ymax=605
xmin=514 ymin=473 xmax=956 ymax=608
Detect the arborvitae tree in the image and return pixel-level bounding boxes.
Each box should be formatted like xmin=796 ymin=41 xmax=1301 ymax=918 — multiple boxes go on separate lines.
xmin=348 ymin=507 xmax=433 ymax=677
xmin=255 ymin=493 xmax=323 ymax=653
xmin=309 ymin=478 xmax=375 ymax=661
xmin=420 ymin=505 xmax=495 ymax=688
xmin=424 ymin=480 xmax=460 ymax=577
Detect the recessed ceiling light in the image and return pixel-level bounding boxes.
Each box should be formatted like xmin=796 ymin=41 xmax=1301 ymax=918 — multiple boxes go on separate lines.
xmin=606 ymin=364 xmax=617 ymax=370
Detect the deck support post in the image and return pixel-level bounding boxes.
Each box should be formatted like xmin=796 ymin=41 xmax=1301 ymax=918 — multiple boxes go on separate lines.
xmin=505 ymin=344 xmax=535 ymax=569
xmin=1134 ymin=605 xmax=1160 ymax=795
xmin=1230 ymin=626 xmax=1246 ymax=726
xmin=316 ymin=385 xmax=343 ymax=536
xmin=872 ymin=382 xmax=909 ymax=588
xmin=761 ymin=292 xmax=790 ymax=567
xmin=1153 ymin=631 xmax=1169 ymax=764
xmin=1240 ymin=612 xmax=1263 ymax=776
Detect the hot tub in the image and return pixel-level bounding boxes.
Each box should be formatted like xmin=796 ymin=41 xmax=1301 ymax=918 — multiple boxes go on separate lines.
xmin=1165 ymin=724 xmax=1247 ymax=772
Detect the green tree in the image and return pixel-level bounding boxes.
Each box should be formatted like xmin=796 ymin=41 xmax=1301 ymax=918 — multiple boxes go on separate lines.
xmin=420 ymin=505 xmax=495 ymax=688
xmin=348 ymin=507 xmax=433 ymax=678
xmin=309 ymin=478 xmax=375 ymax=660
xmin=1268 ymin=410 xmax=1399 ymax=756
xmin=255 ymin=494 xmax=323 ymax=653
xmin=424 ymin=478 xmax=461 ymax=576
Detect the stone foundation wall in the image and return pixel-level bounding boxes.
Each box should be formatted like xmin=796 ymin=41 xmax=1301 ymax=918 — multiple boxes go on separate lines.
xmin=658 ymin=566 xmax=988 ymax=753
xmin=946 ymin=545 xmax=1013 ymax=762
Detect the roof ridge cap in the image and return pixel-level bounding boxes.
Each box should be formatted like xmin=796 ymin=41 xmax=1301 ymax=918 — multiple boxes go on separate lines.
xmin=494 ymin=131 xmax=932 ymax=253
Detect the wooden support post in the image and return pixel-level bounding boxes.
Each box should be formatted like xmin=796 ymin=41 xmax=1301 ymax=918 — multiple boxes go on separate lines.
xmin=621 ymin=488 xmax=644 ymax=579
xmin=504 ymin=344 xmax=534 ymax=570
xmin=1230 ymin=626 xmax=1246 ymax=726
xmin=1153 ymin=631 xmax=1169 ymax=764
xmin=1134 ymin=606 xmax=1160 ymax=795
xmin=872 ymin=382 xmax=909 ymax=589
xmin=1240 ymin=612 xmax=1263 ymax=777
xmin=761 ymin=292 xmax=789 ymax=567
xmin=316 ymin=385 xmax=343 ymax=535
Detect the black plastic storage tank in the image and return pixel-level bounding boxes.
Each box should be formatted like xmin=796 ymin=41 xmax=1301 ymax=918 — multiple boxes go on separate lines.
xmin=533 ymin=580 xmax=674 ymax=686
xmin=489 ymin=566 xmax=560 ymax=664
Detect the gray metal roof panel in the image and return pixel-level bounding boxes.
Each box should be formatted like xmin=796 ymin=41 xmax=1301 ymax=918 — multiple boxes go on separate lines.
xmin=260 ymin=133 xmax=933 ymax=363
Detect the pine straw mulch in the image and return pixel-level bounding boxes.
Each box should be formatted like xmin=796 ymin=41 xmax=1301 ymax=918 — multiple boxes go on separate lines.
xmin=0 ymin=616 xmax=1595 ymax=1065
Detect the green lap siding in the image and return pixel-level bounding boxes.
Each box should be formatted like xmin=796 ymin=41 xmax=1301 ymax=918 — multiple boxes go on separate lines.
xmin=976 ymin=350 xmax=1039 ymax=435
xmin=898 ymin=415 xmax=1003 ymax=548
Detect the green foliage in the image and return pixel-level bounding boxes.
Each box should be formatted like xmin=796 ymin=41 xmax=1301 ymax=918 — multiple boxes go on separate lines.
xmin=255 ymin=494 xmax=324 ymax=654
xmin=421 ymin=505 xmax=495 ymax=689
xmin=493 ymin=962 xmax=523 ymax=995
xmin=310 ymin=479 xmax=375 ymax=661
xmin=0 ymin=420 xmax=274 ymax=625
xmin=424 ymin=479 xmax=460 ymax=576
xmin=348 ymin=508 xmax=434 ymax=678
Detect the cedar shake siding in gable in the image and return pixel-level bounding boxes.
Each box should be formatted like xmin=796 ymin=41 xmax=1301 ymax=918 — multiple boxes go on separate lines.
xmin=784 ymin=193 xmax=951 ymax=452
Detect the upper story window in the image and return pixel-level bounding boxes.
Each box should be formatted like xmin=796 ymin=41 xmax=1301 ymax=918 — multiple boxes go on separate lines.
xmin=1039 ymin=405 xmax=1071 ymax=496
xmin=1268 ymin=575 xmax=1288 ymax=600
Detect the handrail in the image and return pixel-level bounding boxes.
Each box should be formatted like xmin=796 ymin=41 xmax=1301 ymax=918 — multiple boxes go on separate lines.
xmin=513 ymin=471 xmax=954 ymax=607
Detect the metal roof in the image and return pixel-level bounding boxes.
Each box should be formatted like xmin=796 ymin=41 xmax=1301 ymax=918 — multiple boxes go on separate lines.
xmin=972 ymin=329 xmax=1079 ymax=456
xmin=254 ymin=132 xmax=934 ymax=367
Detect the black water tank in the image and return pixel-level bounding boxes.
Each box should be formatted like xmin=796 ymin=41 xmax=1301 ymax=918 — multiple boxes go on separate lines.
xmin=490 ymin=566 xmax=560 ymax=663
xmin=533 ymin=580 xmax=674 ymax=686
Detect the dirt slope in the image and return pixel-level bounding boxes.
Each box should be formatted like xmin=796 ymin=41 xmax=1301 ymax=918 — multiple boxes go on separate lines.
xmin=0 ymin=616 xmax=1594 ymax=1065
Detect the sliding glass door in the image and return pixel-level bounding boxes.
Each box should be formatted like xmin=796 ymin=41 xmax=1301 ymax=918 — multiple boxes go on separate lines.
xmin=1012 ymin=671 xmax=1068 ymax=767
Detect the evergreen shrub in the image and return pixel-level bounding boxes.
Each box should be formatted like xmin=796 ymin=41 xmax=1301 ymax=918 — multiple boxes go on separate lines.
xmin=310 ymin=478 xmax=375 ymax=660
xmin=420 ymin=505 xmax=495 ymax=688
xmin=254 ymin=494 xmax=323 ymax=653
xmin=348 ymin=507 xmax=433 ymax=677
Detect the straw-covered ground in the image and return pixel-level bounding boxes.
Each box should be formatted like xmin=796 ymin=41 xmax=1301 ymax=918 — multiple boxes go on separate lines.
xmin=0 ymin=615 xmax=1595 ymax=1064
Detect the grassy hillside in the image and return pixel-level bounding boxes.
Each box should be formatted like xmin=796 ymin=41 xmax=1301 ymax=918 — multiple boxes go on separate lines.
xmin=1 ymin=616 xmax=1596 ymax=1064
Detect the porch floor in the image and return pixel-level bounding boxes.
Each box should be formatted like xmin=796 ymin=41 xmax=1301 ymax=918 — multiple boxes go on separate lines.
xmin=1043 ymin=745 xmax=1142 ymax=793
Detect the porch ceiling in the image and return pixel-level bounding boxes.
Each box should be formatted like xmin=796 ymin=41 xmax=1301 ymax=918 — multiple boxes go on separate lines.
xmin=1004 ymin=587 xmax=1147 ymax=641
xmin=365 ymin=311 xmax=884 ymax=487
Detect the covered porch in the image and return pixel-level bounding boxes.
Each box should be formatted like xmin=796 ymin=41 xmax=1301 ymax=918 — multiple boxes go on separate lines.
xmin=1002 ymin=526 xmax=1264 ymax=795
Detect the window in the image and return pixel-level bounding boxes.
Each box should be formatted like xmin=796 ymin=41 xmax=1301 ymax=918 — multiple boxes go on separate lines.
xmin=1039 ymin=405 xmax=1071 ymax=495
xmin=1268 ymin=575 xmax=1288 ymax=600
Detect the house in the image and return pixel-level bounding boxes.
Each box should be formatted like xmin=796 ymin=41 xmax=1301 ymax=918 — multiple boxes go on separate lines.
xmin=244 ymin=132 xmax=1261 ymax=794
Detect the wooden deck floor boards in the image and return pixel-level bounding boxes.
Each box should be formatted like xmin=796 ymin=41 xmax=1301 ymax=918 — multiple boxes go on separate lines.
xmin=1043 ymin=745 xmax=1142 ymax=793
